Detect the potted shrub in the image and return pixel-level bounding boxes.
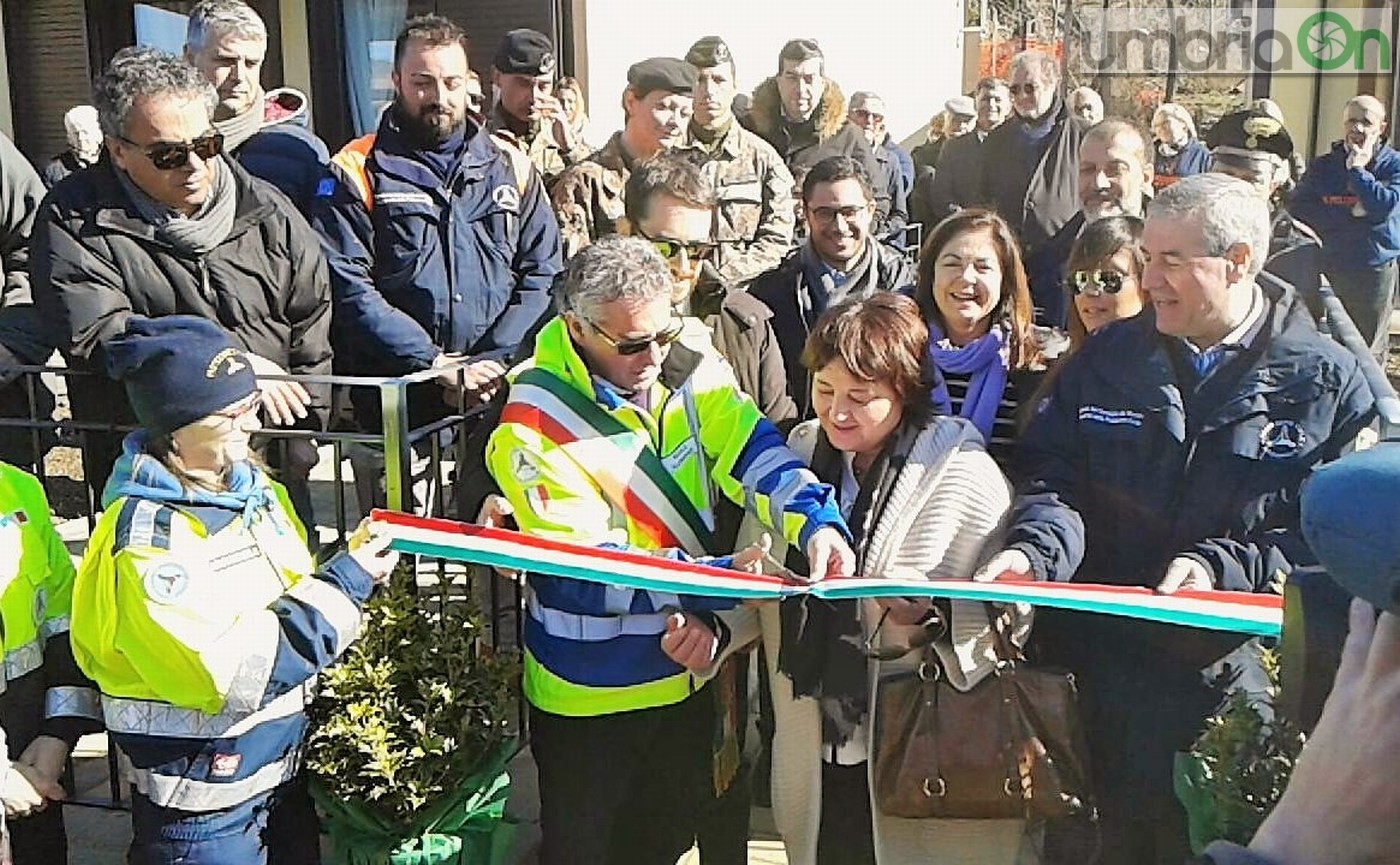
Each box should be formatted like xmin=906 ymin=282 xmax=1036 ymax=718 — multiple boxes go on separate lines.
xmin=306 ymin=567 xmax=521 ymax=864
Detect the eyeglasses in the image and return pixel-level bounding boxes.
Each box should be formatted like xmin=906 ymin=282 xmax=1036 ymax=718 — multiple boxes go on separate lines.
xmin=850 ymin=108 xmax=885 ymax=124
xmin=807 ymin=204 xmax=871 ymax=225
xmin=587 ymin=316 xmax=686 ymax=356
xmin=646 ymin=237 xmax=717 ymax=266
xmin=1068 ymin=269 xmax=1129 ymax=296
xmin=208 ymin=391 xmax=262 ymax=424
xmin=118 ymin=132 xmax=224 ymax=170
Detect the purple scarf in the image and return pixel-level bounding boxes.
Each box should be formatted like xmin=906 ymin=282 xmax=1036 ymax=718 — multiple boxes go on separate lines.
xmin=928 ymin=323 xmax=1008 ymax=441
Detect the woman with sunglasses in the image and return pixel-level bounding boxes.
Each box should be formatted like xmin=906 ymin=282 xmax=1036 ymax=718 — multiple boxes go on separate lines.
xmin=1064 ymin=216 xmax=1148 ymax=351
xmin=731 ymin=293 xmax=1029 ymax=864
xmin=69 ymin=316 xmax=397 ymax=865
xmin=915 ymin=209 xmax=1044 ymax=473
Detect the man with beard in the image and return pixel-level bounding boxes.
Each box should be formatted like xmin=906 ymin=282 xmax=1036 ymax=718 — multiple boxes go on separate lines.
xmin=1026 ymin=119 xmax=1153 ymax=328
xmin=487 ymin=29 xmax=589 ymax=188
xmin=847 ymin=90 xmax=910 ymax=238
xmin=551 ymin=57 xmax=696 ymax=257
xmin=750 ymin=155 xmax=915 ymax=417
xmin=746 ymin=39 xmax=892 ymax=232
xmin=183 ymin=0 xmax=328 ymax=215
xmin=684 ymin=36 xmax=795 ymax=292
xmin=315 ymin=14 xmax=561 ymax=433
xmin=1289 ymin=95 xmax=1400 ymax=362
xmin=926 ymin=77 xmax=1011 ymax=223
xmin=981 ymin=51 xmax=1088 ymax=260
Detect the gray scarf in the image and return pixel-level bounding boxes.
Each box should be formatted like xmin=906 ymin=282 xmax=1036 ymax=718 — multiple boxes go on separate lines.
xmin=213 ymin=92 xmax=265 ymax=152
xmin=115 ymin=156 xmax=238 ymax=257
xmin=796 ymin=239 xmax=876 ymax=328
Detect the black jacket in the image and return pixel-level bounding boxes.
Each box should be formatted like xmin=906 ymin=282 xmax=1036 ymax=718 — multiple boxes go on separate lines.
xmin=746 ymin=78 xmax=892 ymax=228
xmin=0 ymin=133 xmax=47 ymax=367
xmin=925 ymin=129 xmax=993 ymax=224
xmin=32 ymin=157 xmax=333 ymax=420
xmin=980 ymin=99 xmax=1088 ymax=255
xmin=1007 ymin=283 xmax=1375 ymax=811
xmin=700 ymin=288 xmax=798 ymax=427
xmin=749 ymin=241 xmax=915 ymax=417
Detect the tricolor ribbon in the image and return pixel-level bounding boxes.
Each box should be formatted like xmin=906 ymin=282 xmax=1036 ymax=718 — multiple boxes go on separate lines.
xmin=371 ymin=510 xmax=1283 ymax=637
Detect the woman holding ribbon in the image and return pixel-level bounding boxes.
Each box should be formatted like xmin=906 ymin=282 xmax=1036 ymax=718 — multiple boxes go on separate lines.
xmin=68 ymin=315 xmax=398 ymax=865
xmin=914 ymin=209 xmax=1044 ymax=472
xmin=732 ymin=293 xmax=1031 ymax=864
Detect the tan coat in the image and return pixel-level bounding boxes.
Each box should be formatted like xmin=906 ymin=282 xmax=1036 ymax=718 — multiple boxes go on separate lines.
xmin=723 ymin=418 xmax=1033 ymax=865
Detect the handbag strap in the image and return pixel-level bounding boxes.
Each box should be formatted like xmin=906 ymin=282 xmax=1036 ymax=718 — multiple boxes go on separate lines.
xmin=981 ymin=602 xmax=1023 ymax=665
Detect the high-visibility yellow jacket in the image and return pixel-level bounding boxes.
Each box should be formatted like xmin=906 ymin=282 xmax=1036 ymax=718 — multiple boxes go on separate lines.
xmin=71 ymin=443 xmax=372 ymax=811
xmin=486 ymin=317 xmax=846 ymax=717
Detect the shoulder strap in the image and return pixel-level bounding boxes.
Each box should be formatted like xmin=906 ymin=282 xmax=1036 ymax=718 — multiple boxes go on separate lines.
xmin=510 ymin=367 xmax=717 ymax=555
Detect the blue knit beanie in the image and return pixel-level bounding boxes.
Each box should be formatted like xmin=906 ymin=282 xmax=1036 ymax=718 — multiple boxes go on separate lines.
xmin=1301 ymin=443 xmax=1400 ymax=613
xmin=105 ymin=315 xmax=258 ymax=439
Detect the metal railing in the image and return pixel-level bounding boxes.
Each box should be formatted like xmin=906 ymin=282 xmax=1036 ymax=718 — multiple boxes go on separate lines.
xmin=1314 ymin=280 xmax=1400 ymax=439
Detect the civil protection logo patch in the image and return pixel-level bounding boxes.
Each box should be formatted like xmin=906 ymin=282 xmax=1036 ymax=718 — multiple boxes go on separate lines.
xmin=1258 ymin=419 xmax=1307 ymax=459
xmin=143 ymin=562 xmax=191 ymax=603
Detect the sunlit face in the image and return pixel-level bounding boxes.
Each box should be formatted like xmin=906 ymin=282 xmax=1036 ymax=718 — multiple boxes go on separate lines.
xmin=811 ymin=359 xmax=903 ymax=462
xmin=567 ymin=294 xmax=678 ymax=394
xmin=1343 ymin=102 xmax=1387 ymax=152
xmin=1072 ymin=246 xmax=1146 ymax=334
xmin=932 ymin=228 xmax=1004 ymax=343
xmin=107 ymin=94 xmax=218 ymax=216
xmin=1154 ymin=114 xmax=1191 ymax=148
xmin=636 ymin=194 xmax=715 ymax=303
xmin=693 ymin=63 xmax=736 ymax=130
xmin=1009 ymin=68 xmax=1056 ymax=121
xmin=170 ymin=391 xmax=262 ymax=474
xmin=1072 ymin=93 xmax=1103 ymax=124
xmin=778 ymin=57 xmax=825 ymax=121
xmin=557 ymin=85 xmax=580 ymax=122
xmin=1141 ymin=215 xmax=1245 ymax=345
xmin=624 ymin=89 xmax=693 ymax=155
xmin=977 ymin=85 xmax=1010 ymax=130
xmin=1078 ymin=131 xmax=1150 ymax=220
xmin=187 ymin=32 xmax=265 ymax=120
xmin=803 ymin=178 xmax=874 ymax=269
xmin=495 ymin=70 xmax=553 ymax=123
xmin=849 ymin=96 xmax=887 ymax=147
xmin=946 ymin=113 xmax=977 ymax=138
xmin=392 ymin=40 xmax=470 ymax=145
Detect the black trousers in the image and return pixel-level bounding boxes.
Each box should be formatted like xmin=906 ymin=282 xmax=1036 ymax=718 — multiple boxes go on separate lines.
xmin=529 ymin=690 xmax=712 ymax=865
xmin=816 ymin=762 xmax=875 ymax=865
xmin=1328 ymin=261 xmax=1398 ymax=363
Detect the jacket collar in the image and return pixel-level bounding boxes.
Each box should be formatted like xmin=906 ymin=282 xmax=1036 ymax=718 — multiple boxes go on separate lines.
xmin=522 ymin=316 xmax=705 ymax=407
xmin=748 ymin=76 xmax=849 ymax=146
xmin=371 ymin=109 xmax=496 ymax=191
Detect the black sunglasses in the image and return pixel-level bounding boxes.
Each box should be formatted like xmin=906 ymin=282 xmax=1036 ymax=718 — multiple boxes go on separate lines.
xmin=646 ymin=237 xmax=717 ymax=265
xmin=119 ymin=132 xmax=224 ymax=170
xmin=588 ymin=316 xmax=686 ymax=356
xmin=1068 ymin=269 xmax=1128 ymax=296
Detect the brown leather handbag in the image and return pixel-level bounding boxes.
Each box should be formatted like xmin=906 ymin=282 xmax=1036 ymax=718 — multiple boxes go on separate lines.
xmin=872 ymin=604 xmax=1094 ymax=820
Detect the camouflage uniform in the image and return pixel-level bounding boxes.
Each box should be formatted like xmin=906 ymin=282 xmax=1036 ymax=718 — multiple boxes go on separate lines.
xmin=488 ymin=105 xmax=590 ymax=188
xmin=549 ymin=132 xmax=632 ymax=259
xmin=696 ymin=122 xmax=796 ymax=287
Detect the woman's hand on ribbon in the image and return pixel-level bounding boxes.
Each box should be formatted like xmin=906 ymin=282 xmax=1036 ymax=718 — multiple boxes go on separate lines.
xmin=805 ymin=527 xmax=855 ymax=580
xmin=972 ymin=549 xmax=1032 ymax=582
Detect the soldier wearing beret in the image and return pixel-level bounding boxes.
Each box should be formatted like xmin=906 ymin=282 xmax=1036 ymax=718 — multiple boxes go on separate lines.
xmin=1207 ymin=108 xmax=1325 ymax=319
xmin=488 ymin=28 xmax=589 ymax=186
xmin=684 ymin=36 xmax=795 ymax=295
xmin=550 ymin=57 xmax=696 ymax=257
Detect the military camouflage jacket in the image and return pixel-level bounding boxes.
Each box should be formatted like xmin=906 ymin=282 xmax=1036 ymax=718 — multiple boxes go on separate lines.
xmin=488 ymin=106 xmax=590 ymax=187
xmin=549 ymin=131 xmax=632 ymax=258
xmin=697 ymin=122 xmax=796 ymax=287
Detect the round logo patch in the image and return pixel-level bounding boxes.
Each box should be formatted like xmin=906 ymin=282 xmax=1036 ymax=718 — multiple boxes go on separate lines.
xmin=1259 ymin=419 xmax=1307 ymax=459
xmin=492 ymin=184 xmax=521 ymax=213
xmin=143 ymin=562 xmax=191 ymax=603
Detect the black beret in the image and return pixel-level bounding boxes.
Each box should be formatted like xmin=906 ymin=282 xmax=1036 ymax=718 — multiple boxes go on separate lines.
xmin=494 ymin=29 xmax=556 ymax=76
xmin=626 ymin=57 xmax=697 ymax=96
xmin=1206 ymin=109 xmax=1294 ymax=162
xmin=685 ymin=36 xmax=732 ymax=69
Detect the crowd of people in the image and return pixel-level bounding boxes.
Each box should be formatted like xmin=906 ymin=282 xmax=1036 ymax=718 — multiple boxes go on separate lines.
xmin=0 ymin=0 xmax=1397 ymax=862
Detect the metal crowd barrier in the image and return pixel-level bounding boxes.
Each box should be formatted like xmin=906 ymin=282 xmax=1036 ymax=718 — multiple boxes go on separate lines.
xmin=0 ymin=359 xmax=519 ymax=811
xmin=1314 ymin=280 xmax=1400 ymax=439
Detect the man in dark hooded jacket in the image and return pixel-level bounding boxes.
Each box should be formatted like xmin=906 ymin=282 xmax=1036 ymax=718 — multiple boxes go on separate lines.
xmin=744 ymin=39 xmax=894 ymax=233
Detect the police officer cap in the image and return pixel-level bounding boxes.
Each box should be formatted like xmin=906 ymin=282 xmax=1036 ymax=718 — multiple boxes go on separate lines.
xmin=1302 ymin=443 xmax=1400 ymax=614
xmin=494 ymin=29 xmax=556 ymax=76
xmin=685 ymin=36 xmax=733 ymax=69
xmin=945 ymin=96 xmax=976 ymax=118
xmin=627 ymin=57 xmax=697 ymax=96
xmin=1206 ymin=108 xmax=1293 ymax=162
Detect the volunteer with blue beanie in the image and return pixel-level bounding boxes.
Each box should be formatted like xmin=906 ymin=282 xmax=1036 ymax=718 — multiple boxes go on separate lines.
xmin=68 ymin=315 xmax=398 ymax=864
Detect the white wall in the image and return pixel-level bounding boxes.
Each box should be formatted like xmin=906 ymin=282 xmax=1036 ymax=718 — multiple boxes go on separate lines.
xmin=579 ymin=0 xmax=966 ymax=147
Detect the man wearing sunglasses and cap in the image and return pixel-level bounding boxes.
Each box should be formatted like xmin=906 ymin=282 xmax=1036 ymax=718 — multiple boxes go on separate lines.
xmin=487 ymin=28 xmax=589 ymax=187
xmin=32 ymin=46 xmax=332 ymax=530
xmin=551 ymin=56 xmax=697 ymax=258
xmin=486 ymin=234 xmax=853 ymax=865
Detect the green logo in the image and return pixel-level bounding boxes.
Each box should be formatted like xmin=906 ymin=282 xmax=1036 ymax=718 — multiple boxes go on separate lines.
xmin=1298 ymin=10 xmax=1391 ymax=71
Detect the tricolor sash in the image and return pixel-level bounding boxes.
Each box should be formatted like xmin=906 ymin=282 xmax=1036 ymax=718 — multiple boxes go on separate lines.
xmin=503 ymin=367 xmax=716 ymax=555
xmin=373 ymin=511 xmax=1284 ymax=637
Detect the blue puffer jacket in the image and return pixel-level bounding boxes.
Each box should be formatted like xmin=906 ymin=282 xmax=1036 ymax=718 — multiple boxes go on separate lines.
xmin=230 ymin=88 xmax=330 ymax=217
xmin=1290 ymin=141 xmax=1400 ymax=269
xmin=312 ymin=110 xmax=562 ymax=376
xmin=1005 ymin=282 xmax=1375 ymax=813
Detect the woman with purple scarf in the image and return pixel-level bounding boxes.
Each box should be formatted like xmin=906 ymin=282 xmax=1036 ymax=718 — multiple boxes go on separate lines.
xmin=914 ymin=209 xmax=1044 ymax=473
